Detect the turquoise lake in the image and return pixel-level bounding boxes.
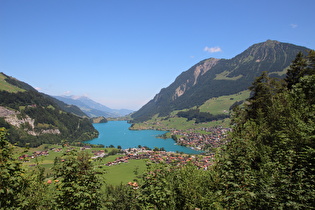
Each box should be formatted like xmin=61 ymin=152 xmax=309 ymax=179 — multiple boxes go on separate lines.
xmin=85 ymin=121 xmax=201 ymax=154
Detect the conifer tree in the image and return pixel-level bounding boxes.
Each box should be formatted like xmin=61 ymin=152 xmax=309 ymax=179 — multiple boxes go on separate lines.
xmin=285 ymin=51 xmax=307 ymax=89
xmin=306 ymin=50 xmax=315 ymax=74
xmin=214 ymin=51 xmax=315 ymax=208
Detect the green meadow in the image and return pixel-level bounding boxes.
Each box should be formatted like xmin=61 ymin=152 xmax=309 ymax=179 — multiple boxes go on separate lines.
xmin=17 ymin=144 xmax=147 ymax=185
xmin=131 ymin=113 xmax=231 ymax=132
xmin=199 ymin=90 xmax=250 ymax=114
xmin=0 ymin=73 xmax=25 ymax=92
xmin=100 ymin=158 xmax=147 ymax=185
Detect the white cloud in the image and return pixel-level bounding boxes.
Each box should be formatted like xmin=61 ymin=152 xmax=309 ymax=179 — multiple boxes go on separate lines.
xmin=35 ymin=87 xmax=41 ymax=91
xmin=290 ymin=24 xmax=298 ymax=28
xmin=204 ymin=46 xmax=222 ymax=53
xmin=63 ymin=90 xmax=71 ymax=95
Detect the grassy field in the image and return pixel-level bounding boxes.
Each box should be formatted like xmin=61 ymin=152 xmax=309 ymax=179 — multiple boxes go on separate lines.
xmin=0 ymin=73 xmax=25 ymax=92
xmin=214 ymin=70 xmax=244 ymax=80
xmin=199 ymin=90 xmax=250 ymax=114
xmin=15 ymin=144 xmax=147 ymax=185
xmin=99 ymin=158 xmax=147 ymax=185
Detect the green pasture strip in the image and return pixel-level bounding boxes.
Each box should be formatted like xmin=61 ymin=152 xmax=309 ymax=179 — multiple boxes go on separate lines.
xmin=102 ymin=159 xmax=147 ymax=186
xmin=199 ymin=118 xmax=231 ymax=128
xmin=214 ymin=70 xmax=243 ymax=80
xmin=99 ymin=154 xmax=123 ymax=163
xmin=155 ymin=117 xmax=195 ymax=130
xmin=270 ymin=66 xmax=289 ymax=77
xmin=161 ymin=117 xmax=231 ymax=130
xmin=133 ymin=116 xmax=196 ymax=131
xmin=0 ymin=73 xmax=25 ymax=92
xmin=199 ymin=90 xmax=250 ymax=114
xmin=132 ymin=116 xmax=231 ymax=133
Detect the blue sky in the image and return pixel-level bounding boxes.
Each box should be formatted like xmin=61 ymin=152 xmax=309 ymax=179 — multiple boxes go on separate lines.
xmin=1 ymin=0 xmax=314 ymax=110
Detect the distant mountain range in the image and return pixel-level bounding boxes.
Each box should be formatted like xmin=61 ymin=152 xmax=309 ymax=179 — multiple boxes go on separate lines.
xmin=131 ymin=40 xmax=311 ymax=122
xmin=53 ymin=95 xmax=134 ymax=118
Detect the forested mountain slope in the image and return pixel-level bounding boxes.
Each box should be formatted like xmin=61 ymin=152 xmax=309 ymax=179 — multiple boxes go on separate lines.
xmin=0 ymin=73 xmax=98 ymax=147
xmin=132 ymin=40 xmax=310 ymax=122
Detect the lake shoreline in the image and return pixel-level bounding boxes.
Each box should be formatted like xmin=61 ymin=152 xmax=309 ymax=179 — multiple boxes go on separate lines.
xmin=85 ymin=121 xmax=202 ymax=154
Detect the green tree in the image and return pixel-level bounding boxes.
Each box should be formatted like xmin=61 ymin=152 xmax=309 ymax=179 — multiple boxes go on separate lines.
xmin=139 ymin=162 xmax=177 ymax=209
xmin=104 ymin=184 xmax=139 ymax=210
xmin=306 ymin=50 xmax=315 ymax=74
xmin=0 ymin=128 xmax=27 ymax=209
xmin=214 ymin=52 xmax=315 ymax=208
xmin=53 ymin=150 xmax=103 ymax=209
xmin=138 ymin=162 xmax=219 ymax=209
xmin=247 ymin=71 xmax=286 ymax=121
xmin=22 ymin=164 xmax=55 ymax=209
xmin=285 ymin=51 xmax=307 ymax=89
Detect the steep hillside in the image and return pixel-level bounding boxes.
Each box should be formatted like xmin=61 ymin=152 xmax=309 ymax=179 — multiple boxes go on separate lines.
xmin=0 ymin=73 xmax=98 ymax=147
xmin=1 ymin=73 xmax=88 ymax=118
xmin=1 ymin=72 xmax=37 ymax=92
xmin=0 ymin=73 xmax=26 ymax=92
xmin=54 ymin=95 xmax=134 ymax=117
xmin=132 ymin=40 xmax=310 ymax=122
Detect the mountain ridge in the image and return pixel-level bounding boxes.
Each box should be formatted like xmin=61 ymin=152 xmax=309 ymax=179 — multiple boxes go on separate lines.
xmin=131 ymin=40 xmax=311 ymax=122
xmin=54 ymin=95 xmax=134 ymax=118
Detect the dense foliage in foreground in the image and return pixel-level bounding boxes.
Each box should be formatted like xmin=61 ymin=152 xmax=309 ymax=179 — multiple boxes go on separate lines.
xmin=1 ymin=51 xmax=315 ymax=209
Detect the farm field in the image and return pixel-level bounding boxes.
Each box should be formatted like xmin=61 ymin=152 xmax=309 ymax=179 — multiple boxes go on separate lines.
xmin=199 ymin=90 xmax=250 ymax=114
xmin=16 ymin=144 xmax=148 ymax=185
xmin=100 ymin=158 xmax=147 ymax=185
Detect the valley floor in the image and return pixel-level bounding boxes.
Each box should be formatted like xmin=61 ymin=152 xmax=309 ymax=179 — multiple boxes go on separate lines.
xmin=16 ymin=143 xmax=215 ymax=185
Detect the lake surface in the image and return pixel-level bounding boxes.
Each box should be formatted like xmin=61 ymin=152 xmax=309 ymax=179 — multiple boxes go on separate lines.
xmin=85 ymin=121 xmax=201 ymax=154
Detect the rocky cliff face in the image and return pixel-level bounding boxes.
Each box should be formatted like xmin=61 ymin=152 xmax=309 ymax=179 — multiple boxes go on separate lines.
xmin=132 ymin=40 xmax=310 ymax=122
xmin=0 ymin=106 xmax=60 ymax=136
xmin=172 ymin=58 xmax=220 ymax=100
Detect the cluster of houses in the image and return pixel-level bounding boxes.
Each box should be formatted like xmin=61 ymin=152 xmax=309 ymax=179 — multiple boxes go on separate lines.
xmin=18 ymin=150 xmax=49 ymax=162
xmin=172 ymin=126 xmax=231 ymax=151
xmin=91 ymin=150 xmax=107 ymax=159
xmin=105 ymin=148 xmax=214 ymax=170
xmin=104 ymin=150 xmax=152 ymax=166
xmin=148 ymin=151 xmax=214 ymax=170
xmin=18 ymin=147 xmax=67 ymax=162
